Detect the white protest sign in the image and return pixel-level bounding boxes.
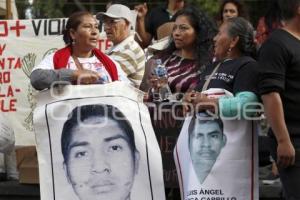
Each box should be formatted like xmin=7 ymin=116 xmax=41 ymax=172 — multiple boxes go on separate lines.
xmin=174 ymin=89 xmax=259 ymax=200
xmin=33 ymin=82 xmax=165 ymax=200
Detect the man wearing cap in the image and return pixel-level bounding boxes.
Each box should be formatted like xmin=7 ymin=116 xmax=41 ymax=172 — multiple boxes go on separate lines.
xmin=97 ymin=4 xmax=145 ymax=88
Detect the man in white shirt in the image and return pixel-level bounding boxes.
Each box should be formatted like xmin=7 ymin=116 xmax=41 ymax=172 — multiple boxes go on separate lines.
xmin=97 ymin=4 xmax=145 ymax=88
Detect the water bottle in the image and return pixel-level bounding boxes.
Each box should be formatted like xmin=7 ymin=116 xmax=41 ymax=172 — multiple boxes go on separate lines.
xmin=95 ymin=67 xmax=109 ymax=84
xmin=152 ymin=59 xmax=172 ymax=101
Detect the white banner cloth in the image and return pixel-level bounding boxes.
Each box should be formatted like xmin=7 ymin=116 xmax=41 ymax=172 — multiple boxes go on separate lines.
xmin=174 ymin=89 xmax=259 ymax=200
xmin=33 ymin=82 xmax=165 ymax=200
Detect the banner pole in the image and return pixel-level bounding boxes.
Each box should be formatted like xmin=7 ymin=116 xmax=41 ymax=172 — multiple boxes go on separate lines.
xmin=6 ymin=0 xmax=12 ymax=19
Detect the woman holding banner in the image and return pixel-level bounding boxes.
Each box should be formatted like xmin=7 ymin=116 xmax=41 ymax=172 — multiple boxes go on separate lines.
xmin=30 ymin=11 xmax=128 ymax=90
xmin=176 ymin=17 xmax=260 ymax=200
xmin=139 ymin=6 xmax=216 ymax=198
xmin=183 ymin=17 xmax=258 ymax=118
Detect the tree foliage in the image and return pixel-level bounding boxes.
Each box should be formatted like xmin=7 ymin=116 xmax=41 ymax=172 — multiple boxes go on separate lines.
xmin=15 ymin=0 xmax=265 ymax=26
xmin=34 ymin=0 xmax=66 ymax=18
xmin=188 ymin=0 xmax=219 ymax=18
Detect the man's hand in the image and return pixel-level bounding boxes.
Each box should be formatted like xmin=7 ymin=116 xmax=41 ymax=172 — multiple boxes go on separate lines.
xmin=277 ymin=140 xmax=295 ymax=168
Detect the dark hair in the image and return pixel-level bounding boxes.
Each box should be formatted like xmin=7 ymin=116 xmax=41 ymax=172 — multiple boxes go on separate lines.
xmin=226 ymin=17 xmax=256 ymax=58
xmin=61 ymin=104 xmax=136 ymax=162
xmin=218 ymin=0 xmax=249 ymax=22
xmin=188 ymin=112 xmax=224 ymax=136
xmin=161 ymin=6 xmax=216 ymax=71
xmin=62 ymin=11 xmax=93 ymax=45
xmin=264 ymin=0 xmax=282 ymax=32
xmin=277 ymin=0 xmax=300 ymax=20
xmin=106 ymin=0 xmax=130 ymax=8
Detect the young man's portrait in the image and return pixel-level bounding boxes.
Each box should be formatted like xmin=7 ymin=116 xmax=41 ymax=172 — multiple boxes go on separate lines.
xmin=33 ymin=83 xmax=165 ymax=200
xmin=61 ymin=104 xmax=139 ymax=200
xmin=188 ymin=112 xmax=227 ymax=184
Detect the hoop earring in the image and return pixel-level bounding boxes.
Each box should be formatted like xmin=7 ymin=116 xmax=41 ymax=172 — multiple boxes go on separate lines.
xmin=72 ymin=39 xmax=76 ymax=45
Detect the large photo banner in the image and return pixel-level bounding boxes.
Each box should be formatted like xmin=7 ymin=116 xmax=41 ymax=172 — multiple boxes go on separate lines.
xmin=33 ymin=82 xmax=165 ymax=200
xmin=0 ymin=18 xmax=111 ymax=145
xmin=174 ymin=89 xmax=259 ymax=200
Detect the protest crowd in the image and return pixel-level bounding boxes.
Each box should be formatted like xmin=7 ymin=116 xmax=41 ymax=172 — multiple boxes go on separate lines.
xmin=1 ymin=0 xmax=300 ymax=199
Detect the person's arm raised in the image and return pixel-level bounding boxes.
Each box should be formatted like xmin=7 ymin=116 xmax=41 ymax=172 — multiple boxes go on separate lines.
xmin=135 ymin=3 xmax=152 ymax=48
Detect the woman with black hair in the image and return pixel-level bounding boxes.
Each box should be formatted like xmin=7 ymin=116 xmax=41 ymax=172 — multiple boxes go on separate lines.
xmin=179 ymin=17 xmax=259 ymax=200
xmin=30 ymin=11 xmax=128 ymax=91
xmin=184 ymin=17 xmax=258 ymax=120
xmin=140 ymin=5 xmax=216 ymax=98
xmin=217 ymin=0 xmax=249 ymax=25
xmin=139 ymin=7 xmax=216 ymax=199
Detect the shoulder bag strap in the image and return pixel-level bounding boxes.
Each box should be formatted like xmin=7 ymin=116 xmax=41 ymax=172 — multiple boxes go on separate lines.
xmin=71 ymin=55 xmax=84 ymax=70
xmin=202 ymin=62 xmax=221 ymax=92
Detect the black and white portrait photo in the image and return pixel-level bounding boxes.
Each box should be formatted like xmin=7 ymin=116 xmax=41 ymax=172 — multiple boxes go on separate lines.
xmin=188 ymin=113 xmax=226 ymax=184
xmin=61 ymin=104 xmax=140 ymax=200
xmin=33 ymin=82 xmax=165 ymax=200
xmin=174 ymin=89 xmax=259 ymax=200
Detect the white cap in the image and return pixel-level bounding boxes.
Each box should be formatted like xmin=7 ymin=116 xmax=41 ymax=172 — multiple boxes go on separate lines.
xmin=96 ymin=4 xmax=132 ymax=24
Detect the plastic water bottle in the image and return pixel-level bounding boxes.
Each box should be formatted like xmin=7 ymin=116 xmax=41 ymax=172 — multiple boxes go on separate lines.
xmin=153 ymin=59 xmax=172 ymax=101
xmin=95 ymin=67 xmax=109 ymax=84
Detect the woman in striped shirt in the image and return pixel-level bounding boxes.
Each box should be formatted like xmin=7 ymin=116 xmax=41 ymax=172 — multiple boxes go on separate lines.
xmin=140 ymin=6 xmax=216 ymax=100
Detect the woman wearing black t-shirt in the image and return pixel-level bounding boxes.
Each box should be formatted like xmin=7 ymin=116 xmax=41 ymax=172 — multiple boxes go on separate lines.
xmin=183 ymin=17 xmax=258 ymax=118
xmin=175 ymin=17 xmax=259 ymax=200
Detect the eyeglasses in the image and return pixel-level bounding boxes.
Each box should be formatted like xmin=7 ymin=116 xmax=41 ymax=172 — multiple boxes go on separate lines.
xmin=102 ymin=18 xmax=123 ymax=26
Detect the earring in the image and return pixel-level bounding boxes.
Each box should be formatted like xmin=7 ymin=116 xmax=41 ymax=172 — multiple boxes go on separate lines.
xmin=72 ymin=39 xmax=76 ymax=45
xmin=227 ymin=47 xmax=232 ymax=56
